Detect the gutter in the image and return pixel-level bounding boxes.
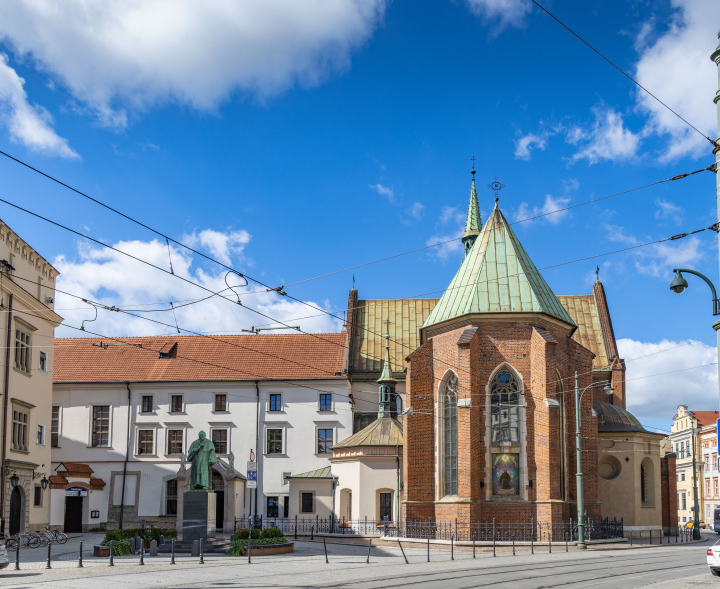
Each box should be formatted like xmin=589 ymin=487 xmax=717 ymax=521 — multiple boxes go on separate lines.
xmin=118 ymin=382 xmax=132 ymax=529
xmin=254 ymin=380 xmax=260 ymax=522
xmin=0 ymin=294 xmax=12 ymax=538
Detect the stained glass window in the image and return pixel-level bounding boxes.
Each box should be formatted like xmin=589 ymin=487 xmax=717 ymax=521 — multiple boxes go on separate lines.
xmin=443 ymin=372 xmax=458 ymax=496
xmin=490 ymin=368 xmax=520 ymax=444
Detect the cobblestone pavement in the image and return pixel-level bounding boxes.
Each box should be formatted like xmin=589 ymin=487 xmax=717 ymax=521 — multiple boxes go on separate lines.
xmin=0 ymin=533 xmax=713 ymax=588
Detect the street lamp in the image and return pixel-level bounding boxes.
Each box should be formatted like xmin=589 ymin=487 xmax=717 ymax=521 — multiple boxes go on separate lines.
xmin=40 ymin=476 xmax=49 ymax=492
xmin=574 ymin=372 xmax=613 ymax=549
xmin=668 ymin=267 xmax=720 ymax=540
xmin=8 ymin=472 xmax=18 ymax=489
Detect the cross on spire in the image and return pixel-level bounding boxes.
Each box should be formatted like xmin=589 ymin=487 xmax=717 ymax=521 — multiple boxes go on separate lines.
xmin=488 ymin=176 xmax=505 ymax=203
xmin=470 ymin=155 xmax=477 ymax=176
xmin=596 ymin=265 xmax=600 ymax=282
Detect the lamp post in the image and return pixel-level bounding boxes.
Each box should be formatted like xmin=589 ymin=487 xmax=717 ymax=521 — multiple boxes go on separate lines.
xmin=574 ymin=372 xmax=613 ymax=549
xmin=669 ymin=267 xmax=719 ymax=540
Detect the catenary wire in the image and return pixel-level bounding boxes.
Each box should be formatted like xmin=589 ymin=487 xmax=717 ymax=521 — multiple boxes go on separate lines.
xmin=527 ymin=0 xmax=719 ymax=150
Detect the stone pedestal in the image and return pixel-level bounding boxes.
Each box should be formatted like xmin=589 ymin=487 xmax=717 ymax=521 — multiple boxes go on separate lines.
xmin=182 ymin=491 xmax=216 ymax=542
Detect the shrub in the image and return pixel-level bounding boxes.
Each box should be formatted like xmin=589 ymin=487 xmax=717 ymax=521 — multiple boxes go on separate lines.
xmin=99 ymin=538 xmax=133 ymax=556
xmin=228 ymin=537 xmax=288 ymax=556
xmin=102 ymin=526 xmax=177 ymax=544
xmin=261 ymin=528 xmax=284 ymax=539
xmin=234 ymin=528 xmax=261 ymax=540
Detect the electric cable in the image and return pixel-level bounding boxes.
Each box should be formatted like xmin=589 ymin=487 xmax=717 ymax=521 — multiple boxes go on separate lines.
xmin=527 ymin=0 xmax=719 ymax=150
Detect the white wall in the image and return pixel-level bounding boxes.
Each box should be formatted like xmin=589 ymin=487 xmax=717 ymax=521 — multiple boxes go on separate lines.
xmin=52 ymin=377 xmax=352 ymax=526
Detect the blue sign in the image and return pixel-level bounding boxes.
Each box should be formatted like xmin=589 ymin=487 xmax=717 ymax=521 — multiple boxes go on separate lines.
xmin=246 ymin=470 xmax=257 ymax=482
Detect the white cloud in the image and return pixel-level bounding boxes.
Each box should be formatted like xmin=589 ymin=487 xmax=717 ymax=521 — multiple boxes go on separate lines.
xmin=184 ymin=228 xmax=251 ymax=266
xmin=654 ymin=199 xmax=684 ymax=225
xmin=634 ymin=0 xmax=720 ymax=161
xmin=369 ymin=183 xmax=394 ymax=202
xmin=0 ymin=54 xmax=77 ymax=157
xmin=53 ymin=231 xmax=340 ymax=338
xmin=426 ymin=205 xmax=465 ymax=261
xmin=568 ymin=106 xmax=641 ymax=165
xmin=406 ymin=201 xmax=425 ymax=221
xmin=0 ymin=0 xmax=386 ymax=127
xmin=514 ymin=194 xmax=571 ymax=224
xmin=619 ymin=337 xmax=718 ymax=422
xmin=514 ymin=131 xmax=549 ymax=160
xmin=465 ymin=0 xmax=531 ymax=29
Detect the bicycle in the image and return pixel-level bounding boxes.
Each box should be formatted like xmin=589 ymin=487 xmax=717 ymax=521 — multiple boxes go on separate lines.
xmin=6 ymin=530 xmax=41 ymax=549
xmin=44 ymin=526 xmax=67 ymax=544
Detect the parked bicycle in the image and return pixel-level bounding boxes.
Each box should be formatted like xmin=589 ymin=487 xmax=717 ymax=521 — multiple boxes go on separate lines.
xmin=6 ymin=530 xmax=40 ymax=549
xmin=44 ymin=526 xmax=67 ymax=544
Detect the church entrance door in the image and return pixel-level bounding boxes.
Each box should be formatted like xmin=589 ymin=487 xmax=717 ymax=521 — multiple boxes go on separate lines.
xmin=9 ymin=487 xmax=21 ymax=536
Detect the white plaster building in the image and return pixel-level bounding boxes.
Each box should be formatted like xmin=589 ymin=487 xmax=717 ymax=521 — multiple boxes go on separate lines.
xmin=702 ymin=425 xmax=719 ymax=528
xmin=51 ymin=333 xmax=352 ymax=532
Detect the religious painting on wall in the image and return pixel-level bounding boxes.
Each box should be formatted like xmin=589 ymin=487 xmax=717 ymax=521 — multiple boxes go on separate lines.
xmin=492 ymin=453 xmax=520 ymax=495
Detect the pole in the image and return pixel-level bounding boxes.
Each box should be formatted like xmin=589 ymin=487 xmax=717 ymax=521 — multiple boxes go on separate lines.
xmin=367 ymin=538 xmax=372 ymax=564
xmin=199 ymin=538 xmax=204 ymax=564
xmin=78 ymin=540 xmax=83 ymax=567
xmin=397 ymin=539 xmax=408 ymax=564
xmin=692 ymin=429 xmax=701 ymax=540
xmin=0 ymin=294 xmax=13 ymax=539
xmin=109 ymin=540 xmax=114 ymax=566
xmin=171 ymin=538 xmax=175 ymax=565
xmin=14 ymin=539 xmax=18 ymax=570
xmin=323 ymin=537 xmax=328 ymax=563
xmin=575 ymin=371 xmax=586 ymax=549
xmin=45 ymin=541 xmax=51 ymax=569
xmin=712 ymin=30 xmax=720 ymax=427
xmin=427 ymin=536 xmax=430 ymax=562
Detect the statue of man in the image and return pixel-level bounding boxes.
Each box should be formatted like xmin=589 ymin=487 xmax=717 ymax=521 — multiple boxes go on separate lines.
xmin=187 ymin=431 xmax=217 ymax=491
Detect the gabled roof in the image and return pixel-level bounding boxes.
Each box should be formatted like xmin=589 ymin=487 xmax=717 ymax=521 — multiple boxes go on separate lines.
xmin=54 ymin=333 xmax=346 ymax=383
xmin=422 ymin=205 xmax=575 ymax=331
xmin=286 ymin=467 xmax=336 ymax=479
xmin=332 ymin=417 xmax=403 ymax=449
xmin=557 ymin=295 xmax=608 ymax=369
xmin=693 ymin=411 xmax=720 ymax=427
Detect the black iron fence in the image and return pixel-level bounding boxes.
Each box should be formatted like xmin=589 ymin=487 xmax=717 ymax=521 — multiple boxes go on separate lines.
xmin=234 ymin=516 xmax=623 ymax=541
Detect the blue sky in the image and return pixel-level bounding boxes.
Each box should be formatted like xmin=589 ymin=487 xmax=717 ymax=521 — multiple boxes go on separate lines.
xmin=0 ymin=0 xmax=718 ymax=429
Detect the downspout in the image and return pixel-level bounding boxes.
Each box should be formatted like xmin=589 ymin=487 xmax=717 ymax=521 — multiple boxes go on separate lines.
xmin=254 ymin=380 xmax=260 ymax=522
xmin=0 ymin=294 xmax=13 ymax=538
xmin=118 ymin=382 xmax=132 ymax=529
xmin=396 ymin=444 xmax=400 ymax=523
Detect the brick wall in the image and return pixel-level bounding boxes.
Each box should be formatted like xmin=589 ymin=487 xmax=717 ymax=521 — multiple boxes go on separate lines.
xmin=661 ymin=453 xmax=678 ymax=533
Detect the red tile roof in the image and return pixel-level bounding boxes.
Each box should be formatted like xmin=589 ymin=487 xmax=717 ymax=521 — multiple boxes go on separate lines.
xmin=54 ymin=333 xmax=347 ymax=383
xmin=57 ymin=462 xmax=94 ymax=474
xmin=693 ymin=411 xmax=720 ymax=427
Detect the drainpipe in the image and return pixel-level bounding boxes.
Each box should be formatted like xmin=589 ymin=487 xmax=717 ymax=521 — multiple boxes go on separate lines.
xmin=0 ymin=294 xmax=13 ymax=538
xmin=254 ymin=380 xmax=260 ymax=523
xmin=118 ymin=382 xmax=132 ymax=529
xmin=396 ymin=444 xmax=400 ymax=523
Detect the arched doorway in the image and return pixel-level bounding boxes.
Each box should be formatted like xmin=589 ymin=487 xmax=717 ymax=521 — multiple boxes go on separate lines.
xmin=9 ymin=486 xmax=22 ymax=535
xmin=212 ymin=471 xmax=224 ymax=530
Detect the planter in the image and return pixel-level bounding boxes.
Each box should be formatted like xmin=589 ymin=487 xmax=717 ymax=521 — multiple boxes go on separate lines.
xmin=242 ymin=542 xmax=294 ymax=556
xmin=94 ymin=545 xmax=110 ymax=557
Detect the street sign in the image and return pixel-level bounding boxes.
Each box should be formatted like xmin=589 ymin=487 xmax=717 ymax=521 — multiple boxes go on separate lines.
xmin=65 ymin=487 xmax=88 ymax=497
xmin=247 ymin=460 xmax=257 ymax=488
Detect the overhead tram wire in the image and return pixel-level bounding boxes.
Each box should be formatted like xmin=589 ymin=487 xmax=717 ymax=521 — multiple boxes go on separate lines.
xmin=527 ymin=0 xmax=719 ymax=150
xmin=2 ymin=196 xmax=717 ymax=396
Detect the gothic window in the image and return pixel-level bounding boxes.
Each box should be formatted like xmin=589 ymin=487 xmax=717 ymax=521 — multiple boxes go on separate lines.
xmin=490 ymin=368 xmax=520 ymax=444
xmin=443 ymin=372 xmax=458 ymax=496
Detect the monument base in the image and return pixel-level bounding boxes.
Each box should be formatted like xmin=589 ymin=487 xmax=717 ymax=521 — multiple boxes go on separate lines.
xmin=182 ymin=491 xmax=216 ymax=542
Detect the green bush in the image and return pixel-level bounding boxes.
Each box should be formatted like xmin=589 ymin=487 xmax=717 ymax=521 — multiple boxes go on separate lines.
xmin=233 ymin=528 xmax=262 ymax=540
xmin=261 ymin=528 xmax=284 ymax=539
xmin=228 ymin=537 xmax=288 ymax=556
xmin=102 ymin=526 xmax=177 ymax=545
xmin=99 ymin=538 xmax=133 ymax=556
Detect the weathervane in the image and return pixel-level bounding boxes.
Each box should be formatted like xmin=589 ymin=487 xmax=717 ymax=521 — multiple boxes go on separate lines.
xmin=487 ymin=176 xmax=505 ymax=203
xmin=470 ymin=155 xmax=477 ymax=177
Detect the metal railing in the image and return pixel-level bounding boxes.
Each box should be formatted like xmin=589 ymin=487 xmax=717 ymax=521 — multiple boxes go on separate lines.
xmin=234 ymin=516 xmax=623 ymax=541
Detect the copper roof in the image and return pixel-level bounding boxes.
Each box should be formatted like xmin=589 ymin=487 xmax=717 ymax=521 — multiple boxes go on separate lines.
xmin=556 ymin=295 xmax=609 ymax=369
xmin=349 ymin=299 xmax=438 ymax=374
xmin=286 ymin=467 xmax=335 ymax=479
xmin=594 ymin=402 xmax=652 ymax=434
xmin=332 ymin=417 xmax=403 ymax=449
xmin=54 ymin=333 xmax=347 ymax=383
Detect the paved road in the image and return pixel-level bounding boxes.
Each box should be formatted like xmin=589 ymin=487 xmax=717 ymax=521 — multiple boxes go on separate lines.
xmin=0 ymin=534 xmax=712 ymax=588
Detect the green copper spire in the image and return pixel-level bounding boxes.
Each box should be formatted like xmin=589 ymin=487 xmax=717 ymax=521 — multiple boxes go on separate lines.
xmin=462 ymin=172 xmax=482 ymax=260
xmin=377 ymin=326 xmax=397 ymax=418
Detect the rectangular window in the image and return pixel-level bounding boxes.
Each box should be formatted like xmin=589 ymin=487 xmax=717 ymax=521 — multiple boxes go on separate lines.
xmin=167 ymin=430 xmax=183 ymax=455
xmin=137 ymin=430 xmax=154 ymax=455
xmin=682 ymin=492 xmax=687 ymax=510
xmin=51 ymin=406 xmax=59 ymax=447
xmin=283 ymin=496 xmax=289 ymax=518
xmin=319 ymin=394 xmax=332 ymax=411
xmin=716 ymin=479 xmax=719 ymax=496
xmin=92 ymin=405 xmax=110 ymax=447
xmin=317 ymin=429 xmax=333 ymax=453
xmin=267 ymin=429 xmax=283 ymax=454
xmin=36 ymin=424 xmax=45 ymax=446
xmin=681 ymin=472 xmax=685 ymax=482
xmin=34 ymin=485 xmax=41 ymax=507
xmin=170 ymin=395 xmax=183 ymax=413
xmin=267 ymin=496 xmax=279 ymax=518
xmin=166 ymin=480 xmax=178 ymax=515
xmin=11 ymin=409 xmax=28 ymax=451
xmin=683 ymin=516 xmax=687 ymax=522
xmin=211 ymin=429 xmax=228 ymax=454
xmin=706 ymin=455 xmax=711 ymax=470
xmin=269 ymin=394 xmax=282 ymax=412
xmin=141 ymin=395 xmax=153 ymax=413
xmin=14 ymin=329 xmax=31 ymax=374
xmin=301 ymin=492 xmax=313 ymax=513
xmin=380 ymin=492 xmax=392 ymax=522
xmin=708 ymin=480 xmax=711 ymax=496
xmin=39 ymin=351 xmax=47 ymax=372
xmin=214 ymin=394 xmax=227 ymax=412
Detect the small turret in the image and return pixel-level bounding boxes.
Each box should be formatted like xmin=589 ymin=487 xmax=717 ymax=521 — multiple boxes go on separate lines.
xmin=377 ymin=328 xmax=397 ymax=418
xmin=462 ymin=169 xmax=482 ymax=260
